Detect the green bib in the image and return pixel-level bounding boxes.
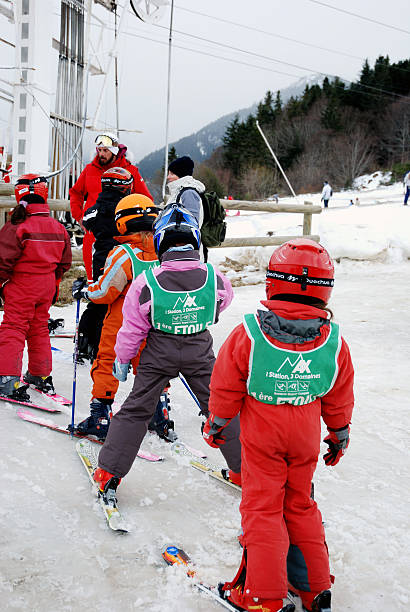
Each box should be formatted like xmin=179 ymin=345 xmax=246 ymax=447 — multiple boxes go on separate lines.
xmin=120 ymin=243 xmax=159 ymax=279
xmin=145 ymin=263 xmax=218 ymax=335
xmin=243 ymin=313 xmax=341 ymax=405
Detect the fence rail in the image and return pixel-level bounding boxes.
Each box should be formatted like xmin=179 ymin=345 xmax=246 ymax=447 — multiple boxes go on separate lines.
xmin=0 ymin=189 xmax=321 ymax=254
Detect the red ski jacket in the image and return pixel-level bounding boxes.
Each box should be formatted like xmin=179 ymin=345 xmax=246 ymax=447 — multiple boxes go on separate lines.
xmin=69 ymin=153 xmax=153 ymax=222
xmin=209 ymin=299 xmax=354 ymax=432
xmin=0 ymin=202 xmax=72 ymax=285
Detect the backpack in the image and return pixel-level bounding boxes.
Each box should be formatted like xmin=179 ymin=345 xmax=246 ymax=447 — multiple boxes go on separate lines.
xmin=176 ymin=188 xmax=227 ymax=248
xmin=200 ymin=191 xmax=227 ymax=247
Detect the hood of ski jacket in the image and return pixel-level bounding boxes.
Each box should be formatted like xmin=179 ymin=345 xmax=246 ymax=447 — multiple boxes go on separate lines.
xmin=208 ymin=299 xmax=354 ymax=432
xmin=0 ymin=203 xmax=72 ymax=285
xmin=87 ymin=233 xmax=157 ymax=305
xmin=114 ymin=249 xmax=233 ymax=363
xmin=69 ymin=155 xmax=153 ymax=222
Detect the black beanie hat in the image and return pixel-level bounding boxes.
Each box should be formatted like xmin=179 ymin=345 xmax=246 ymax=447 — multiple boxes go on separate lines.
xmin=168 ymin=156 xmax=194 ymax=178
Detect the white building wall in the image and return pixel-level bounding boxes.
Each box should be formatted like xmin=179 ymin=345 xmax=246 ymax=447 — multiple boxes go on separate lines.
xmin=12 ymin=0 xmax=52 ymax=177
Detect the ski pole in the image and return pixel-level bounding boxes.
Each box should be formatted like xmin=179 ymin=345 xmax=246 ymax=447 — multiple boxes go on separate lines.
xmin=179 ymin=373 xmax=202 ymax=410
xmin=70 ymin=297 xmax=81 ymax=436
xmin=256 ymin=120 xmax=302 ymax=205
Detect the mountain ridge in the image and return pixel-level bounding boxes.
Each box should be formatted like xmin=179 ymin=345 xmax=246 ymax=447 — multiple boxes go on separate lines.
xmin=139 ymin=74 xmax=324 ymax=179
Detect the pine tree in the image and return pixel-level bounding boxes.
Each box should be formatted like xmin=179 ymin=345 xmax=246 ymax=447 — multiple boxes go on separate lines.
xmin=274 ymin=91 xmax=282 ymax=115
xmin=168 ymin=146 xmax=178 ymax=163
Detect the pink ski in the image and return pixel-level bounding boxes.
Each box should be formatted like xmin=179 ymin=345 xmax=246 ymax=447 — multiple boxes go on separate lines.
xmin=50 ymin=333 xmax=75 ymax=339
xmin=20 ymin=377 xmax=72 ymax=406
xmin=0 ymin=395 xmax=61 ymax=413
xmin=17 ymin=408 xmax=164 ymax=462
xmin=171 ymin=440 xmax=207 ymax=459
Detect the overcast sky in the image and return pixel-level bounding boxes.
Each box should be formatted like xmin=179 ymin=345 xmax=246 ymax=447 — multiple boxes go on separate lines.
xmin=1 ymin=0 xmax=410 ymax=166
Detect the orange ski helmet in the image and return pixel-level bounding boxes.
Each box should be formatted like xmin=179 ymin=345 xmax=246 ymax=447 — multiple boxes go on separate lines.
xmin=266 ymin=238 xmax=334 ymax=304
xmin=115 ymin=194 xmax=160 ymax=235
xmin=15 ymin=174 xmax=48 ymax=204
xmin=101 ymin=166 xmax=133 ymax=194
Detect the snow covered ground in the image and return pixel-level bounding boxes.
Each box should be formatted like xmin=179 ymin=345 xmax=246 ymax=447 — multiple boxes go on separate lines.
xmin=1 ymin=180 xmax=410 ymax=611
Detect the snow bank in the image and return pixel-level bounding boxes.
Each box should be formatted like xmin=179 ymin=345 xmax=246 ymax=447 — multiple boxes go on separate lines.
xmin=208 ymin=181 xmax=409 ymax=284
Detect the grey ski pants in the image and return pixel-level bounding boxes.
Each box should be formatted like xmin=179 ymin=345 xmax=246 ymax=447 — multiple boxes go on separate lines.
xmin=98 ymin=329 xmax=241 ymax=478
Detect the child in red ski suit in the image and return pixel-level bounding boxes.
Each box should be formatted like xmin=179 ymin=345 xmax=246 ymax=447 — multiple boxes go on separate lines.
xmin=0 ymin=174 xmax=71 ymax=399
xmin=202 ymin=239 xmax=354 ymax=612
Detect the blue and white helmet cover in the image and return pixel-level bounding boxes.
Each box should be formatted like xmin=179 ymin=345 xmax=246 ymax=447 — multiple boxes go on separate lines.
xmin=153 ymin=204 xmax=201 ymax=256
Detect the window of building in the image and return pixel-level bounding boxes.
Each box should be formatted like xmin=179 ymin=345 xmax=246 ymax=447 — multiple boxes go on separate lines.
xmin=18 ymin=162 xmax=25 ymax=175
xmin=21 ymin=47 xmax=28 ymax=64
xmin=22 ymin=23 xmax=29 ymax=39
xmin=19 ymin=117 xmax=26 ymax=132
xmin=20 ymin=94 xmax=27 ymax=109
xmin=22 ymin=0 xmax=29 ymax=15
xmin=18 ymin=140 xmax=26 ymax=155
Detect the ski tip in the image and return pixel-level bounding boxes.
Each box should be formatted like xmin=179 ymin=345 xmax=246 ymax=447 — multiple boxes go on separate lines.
xmin=162 ymin=546 xmax=195 ymax=576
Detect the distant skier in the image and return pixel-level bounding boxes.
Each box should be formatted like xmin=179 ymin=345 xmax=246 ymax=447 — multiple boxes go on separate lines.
xmin=92 ymin=204 xmax=240 ymax=498
xmin=321 ymin=181 xmax=333 ymax=208
xmin=202 ymin=239 xmax=354 ymax=612
xmin=403 ymin=170 xmax=410 ymax=205
xmin=72 ymin=194 xmax=169 ymax=440
xmin=0 ymin=174 xmax=71 ymax=399
xmin=76 ymin=166 xmax=133 ymax=364
xmin=69 ymin=132 xmax=153 ymax=281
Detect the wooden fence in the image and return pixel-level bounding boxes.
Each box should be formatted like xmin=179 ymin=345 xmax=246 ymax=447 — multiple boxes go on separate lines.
xmin=0 ymin=183 xmax=321 ymax=263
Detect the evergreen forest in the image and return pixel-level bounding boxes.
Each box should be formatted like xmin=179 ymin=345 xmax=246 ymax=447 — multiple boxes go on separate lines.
xmin=196 ymin=56 xmax=410 ymax=200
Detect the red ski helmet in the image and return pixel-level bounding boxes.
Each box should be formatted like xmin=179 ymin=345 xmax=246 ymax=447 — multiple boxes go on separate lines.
xmin=15 ymin=174 xmax=48 ymax=204
xmin=101 ymin=167 xmax=133 ymax=194
xmin=266 ymin=238 xmax=334 ymax=304
xmin=115 ymin=194 xmax=159 ymax=235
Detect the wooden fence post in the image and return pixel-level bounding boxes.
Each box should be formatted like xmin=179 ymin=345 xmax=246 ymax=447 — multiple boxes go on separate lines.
xmin=303 ymin=200 xmax=313 ymax=236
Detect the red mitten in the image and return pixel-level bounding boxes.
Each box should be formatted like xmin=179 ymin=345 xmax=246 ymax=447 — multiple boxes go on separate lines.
xmin=323 ymin=425 xmax=350 ymax=466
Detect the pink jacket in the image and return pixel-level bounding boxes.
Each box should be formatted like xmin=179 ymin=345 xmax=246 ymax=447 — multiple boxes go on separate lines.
xmin=115 ymin=250 xmax=233 ymax=363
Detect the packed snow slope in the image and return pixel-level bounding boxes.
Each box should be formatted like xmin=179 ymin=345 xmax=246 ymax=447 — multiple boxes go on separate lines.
xmin=1 ymin=179 xmax=409 ymax=611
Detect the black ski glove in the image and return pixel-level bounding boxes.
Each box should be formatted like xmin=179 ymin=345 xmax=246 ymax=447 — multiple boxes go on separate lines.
xmin=72 ymin=277 xmax=89 ymax=301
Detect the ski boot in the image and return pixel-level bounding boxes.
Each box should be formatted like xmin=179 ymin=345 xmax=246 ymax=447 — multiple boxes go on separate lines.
xmin=48 ymin=318 xmax=65 ymax=335
xmin=75 ymin=399 xmax=112 ymax=440
xmin=93 ymin=468 xmax=121 ymax=507
xmin=221 ymin=469 xmax=242 ymax=487
xmin=76 ymin=332 xmax=99 ymax=365
xmin=288 ymin=584 xmax=331 ymax=612
xmin=23 ymin=371 xmax=55 ymax=394
xmin=220 ymin=584 xmax=295 ymax=612
xmin=302 ymin=591 xmax=331 ymax=612
xmin=0 ymin=375 xmax=30 ymax=401
xmin=148 ymin=389 xmax=178 ymax=442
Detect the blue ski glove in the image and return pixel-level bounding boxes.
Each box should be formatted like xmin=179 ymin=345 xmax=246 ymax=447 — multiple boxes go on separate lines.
xmin=323 ymin=425 xmax=350 ymax=466
xmin=112 ymin=358 xmax=130 ymax=382
xmin=72 ymin=277 xmax=89 ymax=301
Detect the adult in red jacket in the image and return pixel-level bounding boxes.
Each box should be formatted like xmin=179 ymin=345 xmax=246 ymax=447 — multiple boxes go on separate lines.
xmin=202 ymin=239 xmax=354 ymax=612
xmin=69 ymin=132 xmax=153 ymax=281
xmin=0 ymin=175 xmax=72 ymax=399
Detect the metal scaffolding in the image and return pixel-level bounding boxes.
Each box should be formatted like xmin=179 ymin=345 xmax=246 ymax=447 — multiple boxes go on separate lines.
xmin=50 ymin=0 xmax=85 ymax=200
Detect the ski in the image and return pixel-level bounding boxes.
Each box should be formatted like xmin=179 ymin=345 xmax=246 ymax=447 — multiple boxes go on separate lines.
xmin=170 ymin=440 xmax=207 ymax=459
xmin=49 ymin=332 xmax=75 ymax=338
xmin=190 ymin=460 xmax=241 ymax=492
xmin=76 ymin=439 xmax=128 ymax=533
xmin=16 ymin=408 xmax=163 ymax=462
xmin=163 ymin=545 xmax=295 ymax=612
xmin=162 ymin=545 xmax=238 ymax=611
xmin=20 ymin=377 xmax=72 ymax=406
xmin=0 ymin=394 xmax=61 ymax=413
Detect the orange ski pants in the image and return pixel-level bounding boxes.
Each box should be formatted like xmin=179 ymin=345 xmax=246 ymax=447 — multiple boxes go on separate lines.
xmin=90 ymin=295 xmax=143 ymax=401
